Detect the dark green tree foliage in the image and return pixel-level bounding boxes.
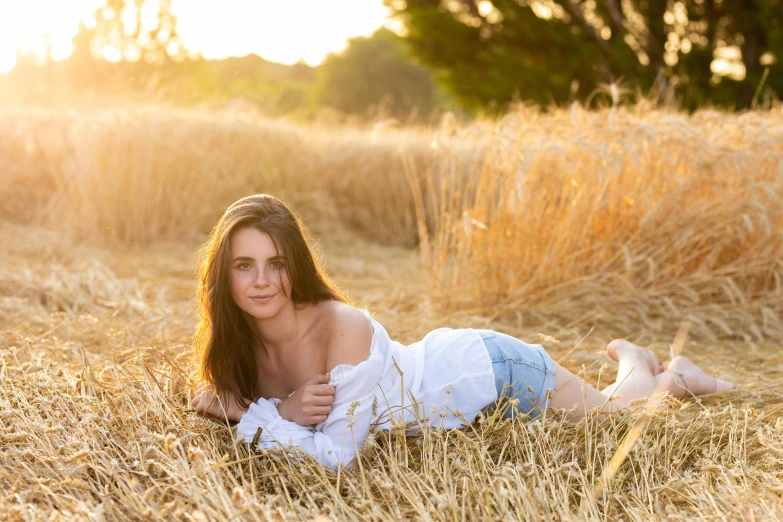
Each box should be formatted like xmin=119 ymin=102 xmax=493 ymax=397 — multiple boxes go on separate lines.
xmin=389 ymin=0 xmax=607 ymax=110
xmin=387 ymin=0 xmax=782 ymax=111
xmin=315 ymin=28 xmax=441 ymax=118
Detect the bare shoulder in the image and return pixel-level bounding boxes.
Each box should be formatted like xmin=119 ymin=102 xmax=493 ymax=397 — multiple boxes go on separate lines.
xmin=319 ymin=301 xmax=373 ymax=370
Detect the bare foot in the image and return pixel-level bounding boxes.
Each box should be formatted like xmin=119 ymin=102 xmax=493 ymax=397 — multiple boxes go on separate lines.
xmin=607 ymin=339 xmax=665 ymax=375
xmin=668 ymin=356 xmax=734 ymax=395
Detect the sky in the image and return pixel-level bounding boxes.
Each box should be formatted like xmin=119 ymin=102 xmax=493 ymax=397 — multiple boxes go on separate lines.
xmin=0 ymin=0 xmax=389 ymax=74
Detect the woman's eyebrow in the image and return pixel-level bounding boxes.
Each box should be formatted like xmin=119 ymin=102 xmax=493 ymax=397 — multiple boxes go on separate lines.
xmin=232 ymin=255 xmax=285 ymax=262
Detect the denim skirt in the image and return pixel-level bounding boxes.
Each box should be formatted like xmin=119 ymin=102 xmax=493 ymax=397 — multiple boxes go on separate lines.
xmin=476 ymin=330 xmax=557 ymax=419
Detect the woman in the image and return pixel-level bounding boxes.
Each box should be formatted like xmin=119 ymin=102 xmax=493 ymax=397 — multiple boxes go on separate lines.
xmin=191 ymin=194 xmax=733 ymax=470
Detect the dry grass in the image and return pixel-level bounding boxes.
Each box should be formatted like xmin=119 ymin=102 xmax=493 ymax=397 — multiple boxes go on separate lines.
xmin=2 ymin=103 xmax=783 ymax=520
xmin=423 ymin=104 xmax=783 ymax=342
xmin=0 ymin=105 xmax=470 ymax=248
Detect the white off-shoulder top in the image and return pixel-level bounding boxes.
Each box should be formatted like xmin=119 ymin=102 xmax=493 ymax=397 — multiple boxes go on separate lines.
xmin=235 ymin=310 xmax=498 ymax=470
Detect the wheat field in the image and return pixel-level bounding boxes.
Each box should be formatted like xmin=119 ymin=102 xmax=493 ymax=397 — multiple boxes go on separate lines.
xmin=1 ymin=103 xmax=782 ymax=521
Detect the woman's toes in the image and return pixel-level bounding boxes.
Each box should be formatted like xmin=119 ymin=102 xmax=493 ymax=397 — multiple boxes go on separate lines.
xmin=668 ymin=356 xmax=733 ymax=395
xmin=652 ymin=353 xmax=665 ymax=375
xmin=714 ymin=378 xmax=734 ymax=393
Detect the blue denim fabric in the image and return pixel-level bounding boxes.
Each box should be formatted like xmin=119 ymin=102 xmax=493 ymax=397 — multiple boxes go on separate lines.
xmin=476 ymin=330 xmax=557 ymax=419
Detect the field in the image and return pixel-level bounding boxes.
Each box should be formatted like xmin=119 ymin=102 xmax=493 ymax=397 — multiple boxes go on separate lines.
xmin=1 ymin=103 xmax=783 ymax=521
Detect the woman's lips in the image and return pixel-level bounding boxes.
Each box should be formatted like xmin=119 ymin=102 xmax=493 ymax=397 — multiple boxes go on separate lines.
xmin=250 ymin=295 xmax=274 ymax=303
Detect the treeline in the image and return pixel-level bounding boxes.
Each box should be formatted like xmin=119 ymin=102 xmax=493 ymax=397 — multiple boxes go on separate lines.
xmin=1 ymin=27 xmax=452 ymax=123
xmin=2 ymin=0 xmax=781 ymax=118
xmin=388 ymin=0 xmax=782 ymax=112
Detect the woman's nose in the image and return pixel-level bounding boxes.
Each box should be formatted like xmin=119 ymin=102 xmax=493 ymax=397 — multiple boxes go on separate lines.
xmin=255 ymin=267 xmax=270 ymax=286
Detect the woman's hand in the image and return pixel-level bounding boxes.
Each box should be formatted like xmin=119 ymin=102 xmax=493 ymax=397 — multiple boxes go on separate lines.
xmin=277 ymin=373 xmax=336 ymax=426
xmin=191 ymin=381 xmax=248 ymax=423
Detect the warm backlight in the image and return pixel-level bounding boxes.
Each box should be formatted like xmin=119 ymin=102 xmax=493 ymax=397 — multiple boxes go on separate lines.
xmin=0 ymin=0 xmax=387 ymax=72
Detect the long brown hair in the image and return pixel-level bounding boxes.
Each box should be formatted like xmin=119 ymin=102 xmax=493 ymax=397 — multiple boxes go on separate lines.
xmin=193 ymin=194 xmax=347 ymax=407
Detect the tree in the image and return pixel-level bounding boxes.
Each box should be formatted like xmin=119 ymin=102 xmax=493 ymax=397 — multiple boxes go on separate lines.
xmin=662 ymin=0 xmax=781 ymax=108
xmin=314 ymin=28 xmax=445 ymax=119
xmin=386 ymin=0 xmax=782 ymax=111
xmin=82 ymin=0 xmax=185 ymax=63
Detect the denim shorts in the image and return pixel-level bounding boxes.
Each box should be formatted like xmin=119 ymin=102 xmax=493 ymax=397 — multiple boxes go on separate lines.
xmin=476 ymin=330 xmax=557 ymax=419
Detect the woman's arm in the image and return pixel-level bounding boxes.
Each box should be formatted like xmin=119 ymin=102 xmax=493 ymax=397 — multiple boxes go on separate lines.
xmin=191 ymin=382 xmax=248 ymax=422
xmin=276 ymin=373 xmax=335 ymax=425
xmin=236 ymin=306 xmax=378 ymax=470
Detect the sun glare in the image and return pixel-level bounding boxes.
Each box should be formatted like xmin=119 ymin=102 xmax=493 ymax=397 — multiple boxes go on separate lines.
xmin=172 ymin=0 xmax=388 ymax=65
xmin=0 ymin=35 xmax=15 ymax=74
xmin=0 ymin=0 xmax=388 ymax=72
xmin=0 ymin=0 xmax=102 ymax=71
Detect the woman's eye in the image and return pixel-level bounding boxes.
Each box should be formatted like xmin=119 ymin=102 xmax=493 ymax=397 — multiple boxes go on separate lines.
xmin=270 ymin=260 xmax=285 ymax=269
xmin=237 ymin=263 xmax=251 ymax=269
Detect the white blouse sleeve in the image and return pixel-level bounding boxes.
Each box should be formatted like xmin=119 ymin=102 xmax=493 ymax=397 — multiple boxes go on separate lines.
xmin=235 ymin=351 xmax=384 ymax=470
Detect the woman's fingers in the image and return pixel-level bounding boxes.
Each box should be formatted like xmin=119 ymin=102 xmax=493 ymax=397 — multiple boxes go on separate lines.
xmin=306 ymin=373 xmax=331 ymax=385
xmin=190 ymin=382 xmax=226 ymax=416
xmin=192 ymin=393 xmax=214 ymax=410
xmin=311 ymin=394 xmax=334 ymax=406
xmin=193 ymin=399 xmax=209 ymax=412
xmin=310 ymin=384 xmax=336 ymax=396
xmin=194 ymin=396 xmax=229 ymax=417
xmin=192 ymin=383 xmax=212 ymax=400
xmin=192 ymin=387 xmax=212 ymax=402
xmin=305 ymin=406 xmax=332 ymax=416
xmin=190 ymin=391 xmax=205 ymax=409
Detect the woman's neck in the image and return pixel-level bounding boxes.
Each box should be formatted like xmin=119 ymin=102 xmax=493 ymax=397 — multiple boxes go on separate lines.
xmin=245 ymin=302 xmax=312 ymax=356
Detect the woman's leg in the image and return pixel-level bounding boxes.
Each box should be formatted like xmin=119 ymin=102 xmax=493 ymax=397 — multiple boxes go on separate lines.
xmin=548 ymin=340 xmax=733 ymax=420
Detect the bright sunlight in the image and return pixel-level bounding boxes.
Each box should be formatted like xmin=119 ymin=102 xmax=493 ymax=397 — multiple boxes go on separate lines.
xmin=0 ymin=0 xmax=387 ymax=73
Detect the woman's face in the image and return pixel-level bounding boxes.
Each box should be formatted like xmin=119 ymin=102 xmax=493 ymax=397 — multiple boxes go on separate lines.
xmin=229 ymin=227 xmax=293 ymax=320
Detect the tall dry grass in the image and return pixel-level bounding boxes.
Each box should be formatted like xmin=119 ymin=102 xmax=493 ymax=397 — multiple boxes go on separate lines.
xmin=421 ymin=104 xmax=783 ymax=340
xmin=0 ymin=105 xmax=471 ymax=247
xmin=4 ymin=102 xmax=779 ymax=339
